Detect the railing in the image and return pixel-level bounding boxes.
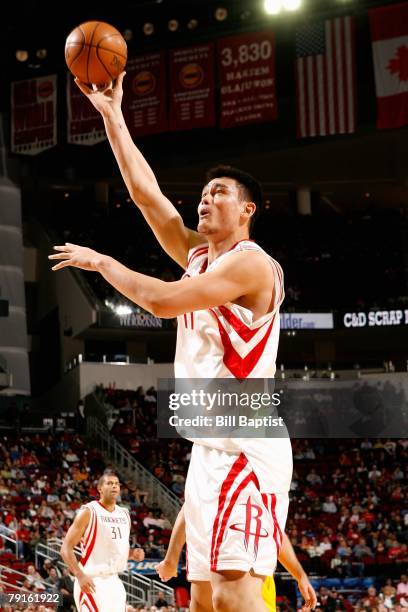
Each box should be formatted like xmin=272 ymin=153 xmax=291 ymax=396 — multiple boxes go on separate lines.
xmin=0 ymin=525 xmax=19 ymax=558
xmin=87 ymin=416 xmax=182 ymax=522
xmin=35 ymin=537 xmax=174 ymax=606
xmin=0 ymin=564 xmax=53 ymax=591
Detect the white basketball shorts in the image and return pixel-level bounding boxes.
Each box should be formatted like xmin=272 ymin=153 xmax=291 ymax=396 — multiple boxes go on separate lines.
xmin=184 ymin=443 xmax=289 ymax=581
xmin=74 ymin=574 xmax=126 ymax=612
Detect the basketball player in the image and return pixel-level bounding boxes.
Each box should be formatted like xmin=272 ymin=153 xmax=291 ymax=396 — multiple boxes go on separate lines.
xmin=50 ymin=72 xmax=293 ymax=612
xmin=60 ymin=469 xmax=144 ymax=611
xmin=156 ymin=505 xmax=317 ymax=611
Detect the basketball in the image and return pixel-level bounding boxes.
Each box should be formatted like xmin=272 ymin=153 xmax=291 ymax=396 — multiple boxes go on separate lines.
xmin=65 ymin=21 xmax=127 ymax=87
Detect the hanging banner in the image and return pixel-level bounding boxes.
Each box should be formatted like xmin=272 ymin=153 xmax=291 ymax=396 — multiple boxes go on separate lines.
xmin=11 ymin=75 xmax=57 ymax=155
xmin=218 ymin=31 xmax=277 ymax=129
xmin=169 ymin=43 xmax=215 ymax=131
xmin=123 ymin=51 xmax=168 ymax=137
xmin=66 ymin=73 xmax=106 ymax=145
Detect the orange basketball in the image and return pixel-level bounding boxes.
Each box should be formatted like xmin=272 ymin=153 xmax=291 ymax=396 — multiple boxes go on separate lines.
xmin=65 ymin=21 xmax=127 ymax=87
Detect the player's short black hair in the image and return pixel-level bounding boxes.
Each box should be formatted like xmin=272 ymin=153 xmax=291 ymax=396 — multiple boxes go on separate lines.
xmin=205 ymin=165 xmax=263 ymax=234
xmin=98 ymin=469 xmax=120 ymax=487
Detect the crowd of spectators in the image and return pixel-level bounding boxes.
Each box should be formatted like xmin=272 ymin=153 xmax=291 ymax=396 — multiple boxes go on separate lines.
xmin=0 ymin=382 xmax=407 ymax=610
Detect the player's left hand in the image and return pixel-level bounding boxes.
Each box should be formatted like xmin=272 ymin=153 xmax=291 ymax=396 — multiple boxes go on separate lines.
xmin=130 ymin=548 xmax=145 ymax=561
xmin=298 ymin=574 xmax=317 ymax=609
xmin=156 ymin=558 xmax=178 ymax=582
xmin=49 ymin=243 xmax=103 ymax=272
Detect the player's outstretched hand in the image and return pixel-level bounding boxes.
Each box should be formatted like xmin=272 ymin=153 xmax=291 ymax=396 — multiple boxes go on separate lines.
xmin=298 ymin=574 xmax=317 ymax=610
xmin=74 ymin=71 xmax=126 ymax=117
xmin=78 ymin=571 xmax=96 ymax=594
xmin=156 ymin=558 xmax=178 ymax=582
xmin=49 ymin=243 xmax=103 ymax=272
xmin=130 ymin=548 xmax=145 ymax=561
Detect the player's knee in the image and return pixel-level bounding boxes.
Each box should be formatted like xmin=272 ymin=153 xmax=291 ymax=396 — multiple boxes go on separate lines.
xmin=212 ymin=585 xmax=241 ymax=612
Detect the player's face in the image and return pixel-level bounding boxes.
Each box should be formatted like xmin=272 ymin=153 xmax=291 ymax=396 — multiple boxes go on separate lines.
xmin=197 ymin=177 xmax=248 ymax=237
xmin=99 ymin=476 xmax=120 ymax=502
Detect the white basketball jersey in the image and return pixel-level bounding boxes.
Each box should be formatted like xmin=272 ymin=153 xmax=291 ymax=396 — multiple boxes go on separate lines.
xmin=174 ymin=240 xmax=293 ymax=493
xmin=78 ymin=500 xmax=130 ymax=576
xmin=175 ymin=240 xmax=283 ymax=379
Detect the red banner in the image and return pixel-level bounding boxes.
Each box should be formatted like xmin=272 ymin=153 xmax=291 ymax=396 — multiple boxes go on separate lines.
xmin=66 ymin=73 xmax=106 ymax=145
xmin=123 ymin=52 xmax=168 ymax=137
xmin=11 ymin=75 xmax=57 ymax=155
xmin=169 ymin=43 xmax=215 ymax=131
xmin=218 ymin=31 xmax=277 ymax=129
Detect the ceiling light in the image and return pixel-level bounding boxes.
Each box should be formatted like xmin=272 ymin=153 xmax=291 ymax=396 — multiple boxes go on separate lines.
xmin=168 ymin=19 xmax=179 ymax=32
xmin=214 ymin=7 xmax=228 ymax=21
xmin=16 ymin=50 xmax=28 ymax=62
xmin=264 ymin=0 xmax=282 ymax=14
xmin=187 ymin=19 xmax=198 ymax=30
xmin=36 ymin=49 xmax=47 ymax=59
xmin=143 ymin=22 xmax=155 ymax=36
xmin=282 ymin=0 xmax=302 ymax=10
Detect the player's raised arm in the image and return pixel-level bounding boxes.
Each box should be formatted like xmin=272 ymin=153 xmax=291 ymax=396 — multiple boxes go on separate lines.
xmin=60 ymin=508 xmax=95 ymax=594
xmin=49 ymin=247 xmax=273 ymax=319
xmin=74 ymin=73 xmax=204 ymax=269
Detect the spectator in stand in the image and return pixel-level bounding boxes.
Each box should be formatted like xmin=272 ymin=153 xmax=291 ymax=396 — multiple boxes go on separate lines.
xmin=154 ymin=592 xmax=168 ymax=609
xmin=26 ymin=564 xmax=45 ymax=589
xmin=360 ymin=586 xmax=380 ymax=608
xmin=322 ymin=495 xmax=337 ymax=513
xmin=58 ymin=566 xmax=75 ymax=611
xmin=305 ymin=468 xmax=322 ymax=486
xmin=353 ymin=536 xmax=374 ymax=559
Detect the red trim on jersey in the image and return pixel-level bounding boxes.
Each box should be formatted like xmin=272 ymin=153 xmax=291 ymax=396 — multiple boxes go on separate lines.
xmin=86 ymin=593 xmax=99 ymax=611
xmin=81 ymin=508 xmax=98 ymax=566
xmin=80 ymin=591 xmax=99 ymax=612
xmin=212 ymin=313 xmax=275 ymax=379
xmin=211 ymin=471 xmax=258 ymax=571
xmin=190 ymin=313 xmax=194 ymax=329
xmin=183 ymin=314 xmax=188 ymax=327
xmin=83 ymin=507 xmax=95 ymax=551
xmin=270 ymin=494 xmax=283 ymax=552
xmin=216 ymin=305 xmax=271 ymax=342
xmin=187 ymin=245 xmax=208 ymax=267
xmin=199 ymin=258 xmax=208 ymax=274
xmin=210 ymin=453 xmax=248 ymax=568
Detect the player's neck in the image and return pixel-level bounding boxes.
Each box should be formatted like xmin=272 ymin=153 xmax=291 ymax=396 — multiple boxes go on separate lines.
xmin=207 ymin=233 xmax=250 ymax=264
xmin=98 ymin=499 xmax=116 ymax=512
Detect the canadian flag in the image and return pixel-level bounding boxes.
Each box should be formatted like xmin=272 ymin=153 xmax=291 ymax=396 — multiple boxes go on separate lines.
xmin=369 ymin=2 xmax=408 ymax=129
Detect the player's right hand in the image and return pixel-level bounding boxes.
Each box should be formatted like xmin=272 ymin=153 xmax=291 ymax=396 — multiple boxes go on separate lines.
xmin=298 ymin=574 xmax=317 ymax=610
xmin=78 ymin=571 xmax=96 ymax=594
xmin=74 ymin=71 xmax=126 ymax=117
xmin=156 ymin=558 xmax=178 ymax=582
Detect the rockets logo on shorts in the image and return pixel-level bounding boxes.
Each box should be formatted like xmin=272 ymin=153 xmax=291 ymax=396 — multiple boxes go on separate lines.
xmin=229 ymin=495 xmax=269 ymax=560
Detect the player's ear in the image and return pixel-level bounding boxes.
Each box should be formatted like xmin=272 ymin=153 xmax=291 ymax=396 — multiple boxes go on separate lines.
xmin=242 ymin=201 xmax=256 ymax=221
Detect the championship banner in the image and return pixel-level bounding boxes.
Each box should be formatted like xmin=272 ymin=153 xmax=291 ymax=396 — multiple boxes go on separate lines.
xmin=169 ymin=43 xmax=215 ymax=131
xmin=11 ymin=75 xmax=57 ymax=155
xmin=218 ymin=31 xmax=277 ymax=129
xmin=369 ymin=2 xmax=408 ymax=129
xmin=123 ymin=51 xmax=168 ymax=137
xmin=66 ymin=73 xmax=106 ymax=145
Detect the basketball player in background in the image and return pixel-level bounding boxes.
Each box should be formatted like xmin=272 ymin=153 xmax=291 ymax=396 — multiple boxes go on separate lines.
xmin=60 ymin=469 xmax=144 ymax=612
xmin=156 ymin=505 xmax=317 ymax=611
xmin=51 ymin=73 xmax=293 ymax=612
